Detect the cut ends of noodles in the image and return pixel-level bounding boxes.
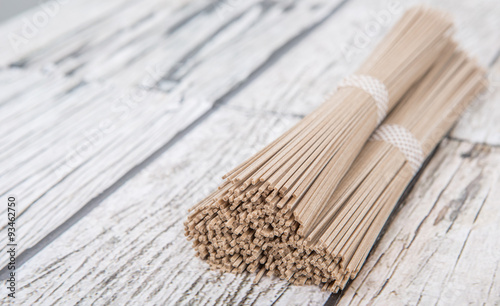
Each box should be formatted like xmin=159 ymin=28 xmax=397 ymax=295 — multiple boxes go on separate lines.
xmin=184 ymin=6 xmax=487 ymax=292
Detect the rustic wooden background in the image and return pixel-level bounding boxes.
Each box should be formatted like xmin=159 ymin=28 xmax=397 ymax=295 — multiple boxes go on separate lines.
xmin=0 ymin=0 xmax=498 ymax=305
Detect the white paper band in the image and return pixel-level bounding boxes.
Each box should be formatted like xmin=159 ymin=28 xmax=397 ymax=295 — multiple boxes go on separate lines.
xmin=371 ymin=124 xmax=424 ymax=173
xmin=338 ymin=75 xmax=388 ymax=124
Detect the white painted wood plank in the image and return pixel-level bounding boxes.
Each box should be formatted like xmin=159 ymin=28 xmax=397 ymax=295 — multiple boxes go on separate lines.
xmin=0 ymin=0 xmax=349 ymax=268
xmin=1 ymin=107 xmax=330 ymax=305
xmin=1 ymin=0 xmax=346 ymax=91
xmin=0 ymin=0 xmax=132 ymax=65
xmin=338 ymin=139 xmax=500 ymax=305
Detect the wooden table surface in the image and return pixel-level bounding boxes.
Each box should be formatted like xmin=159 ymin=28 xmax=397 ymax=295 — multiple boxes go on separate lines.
xmin=0 ymin=0 xmax=499 ymax=305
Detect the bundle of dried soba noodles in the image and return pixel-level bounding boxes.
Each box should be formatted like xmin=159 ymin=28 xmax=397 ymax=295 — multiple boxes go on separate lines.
xmin=295 ymin=42 xmax=486 ymax=291
xmin=185 ymin=7 xmax=484 ymax=292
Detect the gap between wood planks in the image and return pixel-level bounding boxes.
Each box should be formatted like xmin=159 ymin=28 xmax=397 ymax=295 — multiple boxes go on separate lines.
xmin=0 ymin=0 xmax=350 ymax=281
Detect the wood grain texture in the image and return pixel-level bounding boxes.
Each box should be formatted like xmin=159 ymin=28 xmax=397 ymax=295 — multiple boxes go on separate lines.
xmin=226 ymin=0 xmax=500 ymax=119
xmin=0 ymin=108 xmax=331 ymax=305
xmin=0 ymin=0 xmax=499 ymax=304
xmin=0 ymin=0 xmax=349 ymax=268
xmin=338 ymin=140 xmax=500 ymax=305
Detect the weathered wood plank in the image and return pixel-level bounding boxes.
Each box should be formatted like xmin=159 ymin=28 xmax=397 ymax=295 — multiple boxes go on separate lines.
xmin=0 ymin=0 xmax=133 ymax=65
xmin=0 ymin=0 xmax=350 ymax=268
xmin=226 ymin=0 xmax=500 ymax=121
xmin=0 ymin=69 xmax=211 ymax=245
xmin=8 ymin=117 xmax=498 ymax=304
xmin=1 ymin=0 xmax=498 ymax=304
xmin=337 ymin=139 xmax=500 ymax=305
xmin=1 ymin=0 xmax=239 ymax=88
xmin=0 ymin=107 xmax=330 ymax=305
